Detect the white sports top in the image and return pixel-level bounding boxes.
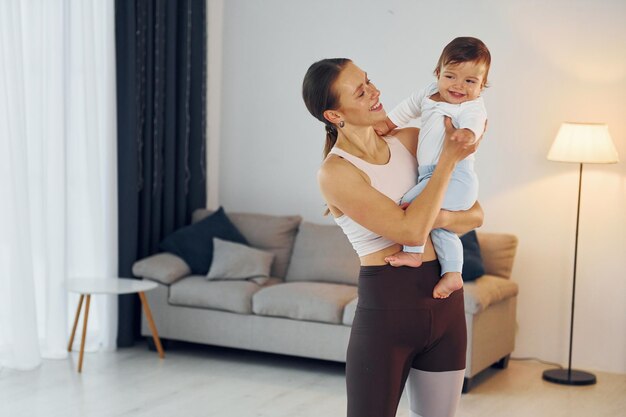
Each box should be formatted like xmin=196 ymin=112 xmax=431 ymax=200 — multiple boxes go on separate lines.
xmin=329 ymin=136 xmax=418 ymax=257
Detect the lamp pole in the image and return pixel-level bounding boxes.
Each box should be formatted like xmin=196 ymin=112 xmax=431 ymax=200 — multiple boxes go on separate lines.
xmin=544 ymin=121 xmax=619 ymax=385
xmin=542 ymin=162 xmax=596 ymax=385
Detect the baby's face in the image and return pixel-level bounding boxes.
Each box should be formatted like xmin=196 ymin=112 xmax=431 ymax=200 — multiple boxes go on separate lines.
xmin=437 ymin=61 xmax=486 ymax=104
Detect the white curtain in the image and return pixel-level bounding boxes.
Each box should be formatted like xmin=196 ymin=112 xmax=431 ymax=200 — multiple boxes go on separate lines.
xmin=0 ymin=0 xmax=118 ymax=370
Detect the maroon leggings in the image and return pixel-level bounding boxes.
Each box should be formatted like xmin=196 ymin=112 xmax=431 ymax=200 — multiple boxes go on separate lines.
xmin=346 ymin=260 xmax=467 ymax=417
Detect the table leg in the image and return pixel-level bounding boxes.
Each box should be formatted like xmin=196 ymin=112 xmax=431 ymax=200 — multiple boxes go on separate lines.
xmin=78 ymin=294 xmax=91 ymax=373
xmin=68 ymin=294 xmax=84 ymax=351
xmin=138 ymin=291 xmax=164 ymax=358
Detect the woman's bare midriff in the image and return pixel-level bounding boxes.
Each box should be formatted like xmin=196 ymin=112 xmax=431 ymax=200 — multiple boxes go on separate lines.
xmin=359 ymin=238 xmax=438 ymax=266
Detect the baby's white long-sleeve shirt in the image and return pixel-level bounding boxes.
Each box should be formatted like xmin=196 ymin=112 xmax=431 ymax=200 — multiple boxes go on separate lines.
xmin=388 ymin=82 xmax=487 ymax=166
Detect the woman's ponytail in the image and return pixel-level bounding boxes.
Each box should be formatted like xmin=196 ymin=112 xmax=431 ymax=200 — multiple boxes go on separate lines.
xmin=323 ymin=124 xmax=339 ymax=158
xmin=302 ymin=58 xmax=351 ymax=159
xmin=302 ymin=58 xmax=351 ymax=216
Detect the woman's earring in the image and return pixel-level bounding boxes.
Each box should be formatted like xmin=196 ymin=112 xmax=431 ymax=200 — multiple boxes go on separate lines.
xmin=339 ymin=121 xmax=345 ymax=128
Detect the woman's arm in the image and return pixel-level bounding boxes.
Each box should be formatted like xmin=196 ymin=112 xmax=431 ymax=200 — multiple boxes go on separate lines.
xmin=433 ymin=201 xmax=484 ymax=235
xmin=319 ymin=118 xmax=478 ymax=246
xmin=319 ymin=158 xmax=433 ymax=246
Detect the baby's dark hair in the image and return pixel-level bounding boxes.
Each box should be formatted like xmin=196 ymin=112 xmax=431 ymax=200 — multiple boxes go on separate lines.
xmin=434 ymin=37 xmax=491 ymax=87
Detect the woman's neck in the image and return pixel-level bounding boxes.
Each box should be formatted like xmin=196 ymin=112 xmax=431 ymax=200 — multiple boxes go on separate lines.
xmin=335 ymin=126 xmax=388 ymax=163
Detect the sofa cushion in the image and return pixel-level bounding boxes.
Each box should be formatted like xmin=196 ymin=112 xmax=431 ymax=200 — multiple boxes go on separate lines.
xmin=193 ymin=209 xmax=302 ymax=279
xmin=342 ymin=297 xmax=358 ymax=326
xmin=132 ymin=253 xmax=191 ymax=285
xmin=159 ymin=207 xmax=248 ymax=275
xmin=207 ymin=238 xmax=275 ymax=285
xmin=476 ymin=233 xmax=518 ymax=279
xmin=252 ymin=282 xmax=357 ymax=324
xmin=460 ymin=230 xmax=485 ymax=282
xmin=463 ymin=274 xmax=519 ymax=314
xmin=169 ymin=275 xmax=279 ymax=314
xmin=285 ymin=222 xmax=360 ymax=286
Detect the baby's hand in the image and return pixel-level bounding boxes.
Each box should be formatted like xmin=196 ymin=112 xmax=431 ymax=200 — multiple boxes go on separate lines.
xmin=374 ymin=120 xmax=391 ymax=136
xmin=450 ymin=128 xmax=476 ymax=145
xmin=374 ymin=117 xmax=397 ymax=136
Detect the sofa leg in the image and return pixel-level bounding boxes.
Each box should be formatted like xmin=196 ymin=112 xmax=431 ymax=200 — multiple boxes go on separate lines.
xmin=492 ymin=354 xmax=511 ymax=369
xmin=462 ymin=377 xmax=473 ymax=393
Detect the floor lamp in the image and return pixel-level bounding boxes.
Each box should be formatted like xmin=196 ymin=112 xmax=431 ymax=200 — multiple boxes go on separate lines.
xmin=544 ymin=122 xmax=619 ymax=385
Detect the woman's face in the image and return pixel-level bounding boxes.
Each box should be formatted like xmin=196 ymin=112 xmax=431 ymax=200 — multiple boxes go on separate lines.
xmin=333 ymin=62 xmax=386 ymax=127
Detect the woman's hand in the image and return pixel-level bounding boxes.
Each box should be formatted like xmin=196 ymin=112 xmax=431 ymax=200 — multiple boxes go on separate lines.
xmin=439 ymin=116 xmax=486 ymax=164
xmin=450 ymin=128 xmax=477 ymax=145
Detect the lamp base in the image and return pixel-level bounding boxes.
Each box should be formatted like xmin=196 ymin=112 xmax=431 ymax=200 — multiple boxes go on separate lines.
xmin=542 ymin=368 xmax=597 ymax=385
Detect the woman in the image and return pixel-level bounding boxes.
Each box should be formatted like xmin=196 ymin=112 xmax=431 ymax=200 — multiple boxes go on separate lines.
xmin=302 ymin=58 xmax=483 ymax=417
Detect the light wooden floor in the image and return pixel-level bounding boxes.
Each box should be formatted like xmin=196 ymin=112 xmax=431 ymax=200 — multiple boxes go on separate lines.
xmin=0 ymin=341 xmax=624 ymax=417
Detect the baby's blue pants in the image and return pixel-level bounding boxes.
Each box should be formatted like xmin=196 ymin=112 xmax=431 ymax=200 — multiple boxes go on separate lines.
xmin=400 ymin=160 xmax=478 ymax=276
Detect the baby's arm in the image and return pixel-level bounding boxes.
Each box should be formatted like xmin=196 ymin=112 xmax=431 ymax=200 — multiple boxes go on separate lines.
xmin=387 ymin=88 xmax=425 ymax=127
xmin=455 ymin=97 xmax=488 ymax=144
xmin=375 ymin=86 xmax=430 ymax=135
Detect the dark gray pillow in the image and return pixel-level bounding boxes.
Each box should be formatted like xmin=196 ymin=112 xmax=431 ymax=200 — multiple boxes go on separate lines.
xmin=207 ymin=238 xmax=275 ymax=285
xmin=159 ymin=207 xmax=248 ymax=275
xmin=461 ymin=230 xmax=485 ymax=281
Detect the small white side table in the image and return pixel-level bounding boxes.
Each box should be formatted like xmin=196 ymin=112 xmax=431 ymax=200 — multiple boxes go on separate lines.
xmin=66 ymin=278 xmax=165 ymax=372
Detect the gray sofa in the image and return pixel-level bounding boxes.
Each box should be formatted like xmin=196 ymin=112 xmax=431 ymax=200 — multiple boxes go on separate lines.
xmin=132 ymin=209 xmax=519 ymax=392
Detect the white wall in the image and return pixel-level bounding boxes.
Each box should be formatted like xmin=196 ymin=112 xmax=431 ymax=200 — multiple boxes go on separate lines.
xmin=206 ymin=0 xmax=224 ymax=210
xmin=212 ymin=0 xmax=626 ymax=374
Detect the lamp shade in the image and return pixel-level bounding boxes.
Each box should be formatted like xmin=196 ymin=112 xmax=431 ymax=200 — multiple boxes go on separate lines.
xmin=547 ymin=122 xmax=619 ymax=164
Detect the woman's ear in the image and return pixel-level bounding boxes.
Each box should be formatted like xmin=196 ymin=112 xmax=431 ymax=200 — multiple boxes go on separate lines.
xmin=323 ymin=110 xmax=342 ymax=125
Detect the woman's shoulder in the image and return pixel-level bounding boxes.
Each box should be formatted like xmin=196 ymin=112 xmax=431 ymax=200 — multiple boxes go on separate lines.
xmin=318 ymin=153 xmax=354 ymax=181
xmin=319 ymin=153 xmax=342 ymax=171
xmin=388 ymin=127 xmax=419 ymax=156
xmin=318 ymin=153 xmax=367 ymax=189
xmin=390 ymin=127 xmax=420 ymax=140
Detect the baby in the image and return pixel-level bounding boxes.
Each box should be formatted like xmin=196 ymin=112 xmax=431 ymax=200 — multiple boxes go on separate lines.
xmin=378 ymin=37 xmax=490 ymax=299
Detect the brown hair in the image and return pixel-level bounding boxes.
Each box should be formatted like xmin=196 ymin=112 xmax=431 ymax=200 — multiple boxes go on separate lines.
xmin=302 ymin=58 xmax=351 ymax=216
xmin=302 ymin=58 xmax=352 ymax=158
xmin=434 ymin=37 xmax=491 ymax=87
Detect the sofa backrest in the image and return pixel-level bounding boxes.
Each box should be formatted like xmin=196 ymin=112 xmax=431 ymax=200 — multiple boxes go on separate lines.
xmin=285 ymin=221 xmax=361 ymax=286
xmin=476 ymin=232 xmax=518 ymax=279
xmin=192 ymin=208 xmax=517 ymax=283
xmin=192 ymin=209 xmax=302 ymax=279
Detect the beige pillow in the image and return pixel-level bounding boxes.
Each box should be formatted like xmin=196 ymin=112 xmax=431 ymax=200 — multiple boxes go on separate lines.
xmin=207 ymin=238 xmax=275 ymax=285
xmin=285 ymin=222 xmax=360 ymax=286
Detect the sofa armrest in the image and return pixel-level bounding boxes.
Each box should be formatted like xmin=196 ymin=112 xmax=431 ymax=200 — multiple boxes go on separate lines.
xmin=476 ymin=233 xmax=518 ymax=279
xmin=132 ymin=253 xmax=190 ymax=285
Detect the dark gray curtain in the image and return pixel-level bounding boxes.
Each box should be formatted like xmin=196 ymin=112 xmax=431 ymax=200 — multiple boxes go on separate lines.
xmin=115 ymin=0 xmax=207 ymax=347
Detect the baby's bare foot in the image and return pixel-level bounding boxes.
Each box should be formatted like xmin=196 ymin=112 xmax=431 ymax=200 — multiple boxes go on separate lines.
xmin=384 ymin=251 xmax=423 ymax=268
xmin=433 ymin=272 xmax=463 ymax=299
